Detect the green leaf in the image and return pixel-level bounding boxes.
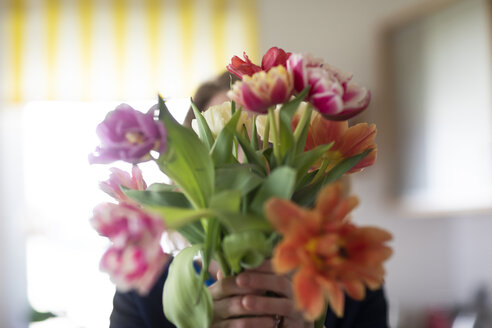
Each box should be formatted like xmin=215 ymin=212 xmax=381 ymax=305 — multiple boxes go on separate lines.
xmin=292 ymin=149 xmax=373 ymax=207
xmin=250 ymin=117 xmax=259 ymax=150
xmin=322 ymin=149 xmax=372 ymax=185
xmin=177 ymin=222 xmax=205 ymax=245
xmin=217 ymin=212 xmax=273 ymax=233
xmin=210 ymin=108 xmax=242 ymax=165
xmin=234 ymin=130 xmax=267 ymax=174
xmin=291 ymin=143 xmax=333 ymax=181
xmin=200 ymin=218 xmax=219 ymax=289
xmin=314 ymin=310 xmax=328 ymax=328
xmin=250 ymin=166 xmax=297 ymax=215
xmin=191 ymin=98 xmax=215 ymax=150
xmin=157 ymin=95 xmax=214 ymax=209
xmin=277 ymin=86 xmax=310 ymax=158
xmin=163 ymin=245 xmax=213 ymax=328
xmin=122 ymin=188 xmax=191 ymax=208
xmin=210 ymin=190 xmax=242 ymax=213
xmin=215 ymin=165 xmax=264 ymax=196
xmin=222 ymin=231 xmax=271 ymax=274
xmin=147 ymin=183 xmax=178 ymax=192
xmin=145 ymin=206 xmax=215 ymax=229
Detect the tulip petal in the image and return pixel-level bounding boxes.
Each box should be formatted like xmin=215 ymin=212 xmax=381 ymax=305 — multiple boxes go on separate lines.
xmin=293 ymin=269 xmax=326 ymax=321
xmin=341 ymin=279 xmax=366 ymax=301
xmin=272 ymin=240 xmax=302 ymax=273
xmin=318 ymin=277 xmax=345 ymax=318
xmin=265 ymin=198 xmax=307 ymax=235
xmin=315 ymin=182 xmax=343 ymax=219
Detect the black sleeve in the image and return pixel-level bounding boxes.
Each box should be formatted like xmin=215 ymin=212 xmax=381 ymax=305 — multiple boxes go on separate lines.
xmin=324 ymin=287 xmax=389 ymax=328
xmin=109 ymin=264 xmax=176 ymax=328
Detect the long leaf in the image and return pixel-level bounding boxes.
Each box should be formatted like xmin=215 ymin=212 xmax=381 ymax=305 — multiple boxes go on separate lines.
xmin=277 ymin=87 xmax=310 ymax=158
xmin=122 ymin=188 xmax=191 ymax=208
xmin=157 ymin=95 xmax=214 ymax=208
xmin=145 ymin=206 xmax=215 ymax=229
xmin=291 ymin=143 xmax=333 ymax=181
xmin=211 ymin=108 xmax=242 ymax=165
xmin=292 ymin=149 xmax=373 ymax=207
xmin=216 ymin=212 xmax=273 ymax=233
xmin=215 ymin=165 xmax=264 ymax=196
xmin=163 ymin=245 xmax=213 ymax=328
xmin=200 ymin=218 xmax=219 ymax=289
xmin=250 ymin=166 xmax=297 ymax=215
xmin=178 ymin=222 xmax=205 ymax=244
xmin=234 ymin=130 xmax=267 ymax=174
xmin=191 ymin=99 xmax=215 ymax=150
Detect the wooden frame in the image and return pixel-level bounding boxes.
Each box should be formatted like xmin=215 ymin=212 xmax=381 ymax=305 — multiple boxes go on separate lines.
xmin=376 ymin=0 xmax=492 ymax=217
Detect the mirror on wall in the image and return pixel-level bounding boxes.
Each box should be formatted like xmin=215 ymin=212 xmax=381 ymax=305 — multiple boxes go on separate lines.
xmin=387 ymin=0 xmax=492 ymax=214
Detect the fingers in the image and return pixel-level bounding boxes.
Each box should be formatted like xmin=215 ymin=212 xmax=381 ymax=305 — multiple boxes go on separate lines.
xmin=214 ymin=294 xmax=296 ymax=319
xmin=212 ymin=316 xmax=276 ymax=328
xmin=236 ymin=272 xmax=293 ymax=298
xmin=209 ymin=276 xmax=261 ymax=301
xmin=247 ymin=260 xmax=274 ymax=273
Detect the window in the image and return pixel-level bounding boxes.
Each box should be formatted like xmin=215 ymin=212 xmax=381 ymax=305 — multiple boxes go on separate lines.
xmin=389 ymin=0 xmax=492 ymax=213
xmin=23 ymin=99 xmax=189 ymax=327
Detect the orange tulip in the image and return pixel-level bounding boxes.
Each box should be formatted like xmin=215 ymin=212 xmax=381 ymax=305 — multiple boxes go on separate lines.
xmin=293 ymin=112 xmax=377 ymax=174
xmin=265 ymin=182 xmax=392 ymax=320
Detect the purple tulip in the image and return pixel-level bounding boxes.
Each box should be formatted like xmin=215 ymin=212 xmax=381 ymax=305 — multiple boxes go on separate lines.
xmin=287 ymin=54 xmax=370 ymax=121
xmin=91 ymin=202 xmax=170 ymax=294
xmin=89 ymin=104 xmax=167 ymax=164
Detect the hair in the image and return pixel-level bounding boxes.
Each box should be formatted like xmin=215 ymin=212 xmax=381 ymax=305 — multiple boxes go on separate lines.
xmin=183 ymin=71 xmax=239 ymax=127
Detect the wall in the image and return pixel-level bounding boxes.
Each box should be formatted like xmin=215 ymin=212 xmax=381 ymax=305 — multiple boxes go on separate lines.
xmin=258 ymin=0 xmax=492 ymax=326
xmin=0 ymin=108 xmax=29 ymax=328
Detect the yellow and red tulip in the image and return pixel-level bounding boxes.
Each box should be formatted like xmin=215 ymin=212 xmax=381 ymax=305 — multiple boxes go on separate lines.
xmin=228 ymin=66 xmax=294 ymax=114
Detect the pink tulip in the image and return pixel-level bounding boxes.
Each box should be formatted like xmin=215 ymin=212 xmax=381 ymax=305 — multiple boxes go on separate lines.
xmin=91 ymin=202 xmax=170 ymax=294
xmin=99 ymin=166 xmax=147 ymax=204
xmin=287 ymin=54 xmax=370 ymax=121
xmin=100 ymin=243 xmax=169 ymax=295
xmin=228 ymin=65 xmax=294 ymax=113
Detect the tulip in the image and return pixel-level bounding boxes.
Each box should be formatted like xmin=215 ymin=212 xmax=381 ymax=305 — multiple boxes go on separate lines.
xmin=191 ymin=101 xmax=250 ymax=138
xmin=228 ymin=66 xmax=294 ymax=114
xmin=227 ymin=46 xmax=291 ymax=79
xmin=265 ymin=182 xmax=392 ymax=319
xmin=287 ymin=54 xmax=370 ymax=121
xmin=91 ymin=202 xmax=170 ymax=295
xmin=89 ymin=104 xmax=167 ymax=164
xmin=226 ymin=52 xmax=261 ymax=79
xmin=99 ymin=166 xmax=147 ymax=204
xmin=261 ymin=46 xmax=292 ymax=71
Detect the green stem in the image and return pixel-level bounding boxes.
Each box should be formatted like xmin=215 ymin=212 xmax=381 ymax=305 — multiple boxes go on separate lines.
xmin=293 ymin=103 xmax=313 ymax=142
xmin=215 ymin=251 xmax=231 ymax=277
xmin=268 ymin=108 xmax=280 ymax=164
xmin=263 ymin=114 xmax=270 ymax=150
xmin=311 ymin=158 xmax=330 ymax=184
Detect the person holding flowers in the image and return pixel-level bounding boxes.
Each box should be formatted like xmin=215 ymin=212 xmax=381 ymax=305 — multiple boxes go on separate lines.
xmin=90 ymin=47 xmax=392 ymax=328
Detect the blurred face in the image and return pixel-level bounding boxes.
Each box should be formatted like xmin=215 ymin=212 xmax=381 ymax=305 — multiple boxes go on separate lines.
xmin=204 ymin=90 xmax=229 ymax=110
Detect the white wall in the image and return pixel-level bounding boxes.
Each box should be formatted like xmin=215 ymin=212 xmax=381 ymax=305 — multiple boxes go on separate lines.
xmin=258 ymin=0 xmax=492 ymax=326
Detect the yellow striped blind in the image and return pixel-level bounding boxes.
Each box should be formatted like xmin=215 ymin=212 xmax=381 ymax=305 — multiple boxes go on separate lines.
xmin=1 ymin=0 xmax=259 ymax=103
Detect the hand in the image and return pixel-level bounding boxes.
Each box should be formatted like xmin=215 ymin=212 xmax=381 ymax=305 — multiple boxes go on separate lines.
xmin=208 ymin=261 xmax=314 ymax=328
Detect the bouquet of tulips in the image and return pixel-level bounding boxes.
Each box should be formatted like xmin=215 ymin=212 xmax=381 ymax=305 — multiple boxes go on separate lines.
xmin=89 ymin=47 xmax=392 ymax=328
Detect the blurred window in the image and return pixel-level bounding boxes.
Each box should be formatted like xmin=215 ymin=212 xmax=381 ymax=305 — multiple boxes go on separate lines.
xmin=390 ymin=0 xmax=492 ymax=213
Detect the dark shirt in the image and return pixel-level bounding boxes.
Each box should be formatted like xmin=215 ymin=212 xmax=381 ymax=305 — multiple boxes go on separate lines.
xmin=110 ymin=263 xmax=389 ymax=328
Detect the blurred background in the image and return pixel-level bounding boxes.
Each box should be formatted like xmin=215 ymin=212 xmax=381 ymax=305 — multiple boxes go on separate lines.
xmin=0 ymin=0 xmax=491 ymax=327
